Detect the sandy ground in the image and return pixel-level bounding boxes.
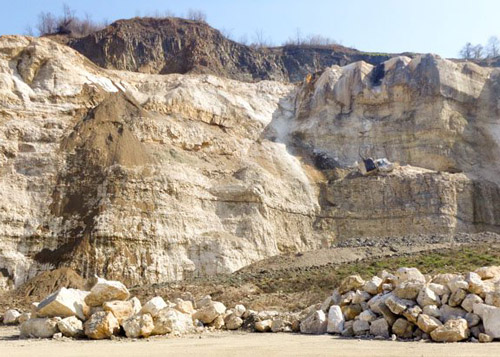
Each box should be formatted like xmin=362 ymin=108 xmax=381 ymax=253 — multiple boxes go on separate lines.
xmin=1 ymin=326 xmax=500 ymax=357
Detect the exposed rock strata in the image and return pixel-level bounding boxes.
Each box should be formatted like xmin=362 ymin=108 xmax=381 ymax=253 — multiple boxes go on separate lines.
xmin=1 ymin=35 xmax=500 ymax=288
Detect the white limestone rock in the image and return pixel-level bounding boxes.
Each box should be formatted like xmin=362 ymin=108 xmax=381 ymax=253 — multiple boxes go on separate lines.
xmin=370 ymin=318 xmax=390 ymax=338
xmin=152 ymin=308 xmax=194 ymax=335
xmin=430 ymin=318 xmax=469 ymax=342
xmin=83 ymin=311 xmax=120 ymax=339
xmin=57 ymin=316 xmax=84 ymax=338
xmin=20 ymin=317 xmax=60 ymax=338
xmin=141 ymin=296 xmax=168 ymax=318
xmin=192 ymin=301 xmax=226 ymax=324
xmin=123 ymin=313 xmax=154 ymax=338
xmin=3 ymin=309 xmax=21 ymax=324
xmin=300 ymin=310 xmax=327 ymax=335
xmin=84 ymin=278 xmax=129 ymax=307
xmin=327 ymin=305 xmax=344 ymax=334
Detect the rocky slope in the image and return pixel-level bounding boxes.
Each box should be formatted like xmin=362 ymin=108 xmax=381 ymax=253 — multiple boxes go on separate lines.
xmin=1 ymin=35 xmax=500 ymax=290
xmin=66 ymin=17 xmax=394 ymax=83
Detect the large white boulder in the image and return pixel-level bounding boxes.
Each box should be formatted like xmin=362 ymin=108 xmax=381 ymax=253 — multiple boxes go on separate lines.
xmin=327 ymin=305 xmax=344 ymax=333
xmin=84 ymin=278 xmax=129 ymax=307
xmin=37 ymin=288 xmax=89 ymax=320
xmin=474 ymin=303 xmax=500 ymax=338
xmin=123 ymin=313 xmax=154 ymax=338
xmin=141 ymin=296 xmax=168 ymax=318
xmin=338 ymin=275 xmax=365 ymax=294
xmin=20 ymin=317 xmax=60 ymax=338
xmin=103 ymin=300 xmax=135 ymax=325
xmin=224 ymin=313 xmax=243 ymax=330
xmin=417 ymin=314 xmax=442 ymax=334
xmin=395 ymin=267 xmax=426 ymax=284
xmin=83 ymin=311 xmax=120 ymax=339
xmin=3 ymin=309 xmax=21 ymax=324
xmin=430 ymin=318 xmax=469 ymax=342
xmin=370 ymin=318 xmax=389 ymax=338
xmin=57 ymin=316 xmax=84 ymax=337
xmin=192 ymin=301 xmax=226 ymax=324
xmin=300 ymin=310 xmax=327 ymax=334
xmin=152 ymin=308 xmax=194 ymax=335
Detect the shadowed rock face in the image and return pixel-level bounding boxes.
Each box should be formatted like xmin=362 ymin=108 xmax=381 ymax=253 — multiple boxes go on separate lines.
xmin=1 ymin=36 xmax=500 ymax=289
xmin=67 ymin=17 xmax=394 ymax=83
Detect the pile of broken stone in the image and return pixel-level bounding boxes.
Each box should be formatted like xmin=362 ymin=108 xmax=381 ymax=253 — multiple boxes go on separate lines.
xmin=1 ymin=267 xmax=500 ymax=342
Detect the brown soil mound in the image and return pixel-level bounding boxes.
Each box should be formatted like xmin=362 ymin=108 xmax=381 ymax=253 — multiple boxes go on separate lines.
xmin=0 ymin=268 xmax=86 ymax=312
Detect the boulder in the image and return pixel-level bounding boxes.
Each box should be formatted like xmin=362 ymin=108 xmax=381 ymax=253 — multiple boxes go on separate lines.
xmin=141 ymin=297 xmax=168 ymax=318
xmin=130 ymin=297 xmax=142 ymax=314
xmin=37 ymin=288 xmax=89 ymax=320
xmin=367 ymin=294 xmax=391 ymax=314
xmin=395 ymin=267 xmax=425 ymax=284
xmin=440 ymin=304 xmax=467 ymax=322
xmin=430 ymin=318 xmax=469 ymax=342
xmin=210 ymin=315 xmax=225 ymax=329
xmin=320 ymin=296 xmax=334 ymax=312
xmin=18 ymin=312 xmax=31 ymax=324
xmin=394 ymin=281 xmax=423 ymax=300
xmin=448 ymin=288 xmax=467 ymax=307
xmin=358 ymin=309 xmax=377 ymax=322
xmin=447 ymin=277 xmax=469 ymax=294
xmin=370 ymin=318 xmax=390 ymax=338
xmin=432 ymin=273 xmax=459 ymax=286
xmin=192 ymin=301 xmax=226 ymax=324
xmin=363 ymin=276 xmax=383 ymax=295
xmin=3 ymin=309 xmax=21 ymax=324
xmin=224 ymin=314 xmax=243 ymax=330
xmin=402 ymin=305 xmax=422 ymax=324
xmin=195 ymin=295 xmax=212 ymax=309
xmin=103 ymin=300 xmax=135 ymax=325
xmin=423 ymin=305 xmax=441 ymax=319
xmin=417 ymin=287 xmax=440 ymax=307
xmin=327 ymin=305 xmax=344 ymax=333
xmin=20 ymin=318 xmax=59 ymax=338
xmin=428 ymin=283 xmax=449 ymax=296
xmin=392 ymin=318 xmax=414 ymax=339
xmin=479 ymin=333 xmax=494 ymax=343
xmin=152 ymin=308 xmax=194 ymax=335
xmin=352 ymin=290 xmax=372 ymax=304
xmin=352 ymin=320 xmax=370 ymax=335
xmin=474 ymin=303 xmax=500 ymax=338
xmin=475 ymin=266 xmax=500 ymax=280
xmin=485 ymin=291 xmax=500 ymax=307
xmin=300 ymin=310 xmax=327 ymax=334
xmin=57 ymin=316 xmax=84 ymax=337
xmin=461 ymin=294 xmax=483 ymax=313
xmin=379 ymin=303 xmax=398 ymax=326
xmin=255 ymin=319 xmax=272 ymax=332
xmin=84 ymin=278 xmax=129 ymax=307
xmin=340 ymin=291 xmax=355 ymax=306
xmin=123 ymin=313 xmax=154 ymax=338
xmin=385 ymin=295 xmax=415 ymax=315
xmin=465 ymin=312 xmax=481 ymax=328
xmin=174 ymin=299 xmax=194 ymax=314
xmin=233 ymin=304 xmax=246 ymax=318
xmin=338 ymin=275 xmax=365 ymax=294
xmin=466 ymin=272 xmax=486 ymax=297
xmin=83 ymin=311 xmax=120 ymax=339
xmin=417 ymin=314 xmax=442 ymax=334
xmin=270 ymin=318 xmax=290 ymax=333
xmin=341 ymin=304 xmax=362 ymax=320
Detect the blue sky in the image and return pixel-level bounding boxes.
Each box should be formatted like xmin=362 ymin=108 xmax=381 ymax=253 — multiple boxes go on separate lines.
xmin=0 ymin=0 xmax=498 ymax=58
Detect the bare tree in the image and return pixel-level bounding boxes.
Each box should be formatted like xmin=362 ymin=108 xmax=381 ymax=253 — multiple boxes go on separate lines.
xmin=36 ymin=12 xmax=57 ymax=35
xmin=186 ymin=9 xmax=207 ymax=22
xmin=472 ymin=44 xmax=484 ymax=59
xmin=486 ymin=36 xmax=500 ymax=58
xmin=459 ymin=42 xmax=474 ymax=59
xmin=252 ymin=29 xmax=272 ymax=48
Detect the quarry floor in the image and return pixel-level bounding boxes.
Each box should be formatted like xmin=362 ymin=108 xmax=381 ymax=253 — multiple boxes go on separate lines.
xmin=1 ymin=326 xmax=499 ymax=357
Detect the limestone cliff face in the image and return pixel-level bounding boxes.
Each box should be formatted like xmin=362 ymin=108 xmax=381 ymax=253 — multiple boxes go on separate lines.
xmin=0 ymin=36 xmax=500 ymax=290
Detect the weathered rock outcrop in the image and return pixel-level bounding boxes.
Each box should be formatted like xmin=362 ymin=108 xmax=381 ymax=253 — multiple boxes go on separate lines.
xmin=67 ymin=17 xmax=393 ymax=83
xmin=1 ymin=35 xmax=500 ymax=288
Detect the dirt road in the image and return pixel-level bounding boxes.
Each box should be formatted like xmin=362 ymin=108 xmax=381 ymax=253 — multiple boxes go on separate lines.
xmin=1 ymin=326 xmax=499 ymax=357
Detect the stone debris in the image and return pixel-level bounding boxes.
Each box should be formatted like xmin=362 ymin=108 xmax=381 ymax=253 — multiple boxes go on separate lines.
xmin=7 ymin=265 xmax=500 ymax=343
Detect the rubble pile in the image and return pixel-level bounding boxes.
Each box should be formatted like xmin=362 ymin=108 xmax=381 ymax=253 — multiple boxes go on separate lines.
xmin=2 ymin=267 xmax=500 ymax=343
